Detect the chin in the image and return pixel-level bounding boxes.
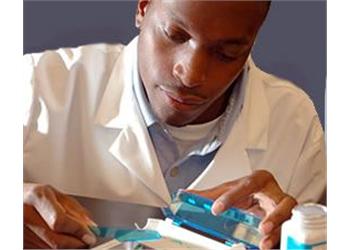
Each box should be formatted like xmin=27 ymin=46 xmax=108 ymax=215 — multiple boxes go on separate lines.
xmin=164 ymin=119 xmax=186 ymax=127
xmin=161 ymin=114 xmax=194 ymax=127
xmin=153 ymin=103 xmax=198 ymax=127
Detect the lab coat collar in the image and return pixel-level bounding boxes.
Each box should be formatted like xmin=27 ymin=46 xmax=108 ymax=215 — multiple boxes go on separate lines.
xmin=187 ymin=57 xmax=270 ymax=190
xmin=95 ymin=37 xmax=139 ymax=129
xmin=245 ymin=56 xmax=270 ymax=151
xmin=95 ymin=37 xmax=171 ymax=205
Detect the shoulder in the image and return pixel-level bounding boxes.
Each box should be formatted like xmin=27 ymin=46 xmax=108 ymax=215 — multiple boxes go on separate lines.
xmin=24 ymin=43 xmax=125 ymax=73
xmin=251 ymin=64 xmax=319 ymax=120
xmin=23 ymin=42 xmax=126 ymax=100
xmin=23 ymin=43 xmax=127 ymax=126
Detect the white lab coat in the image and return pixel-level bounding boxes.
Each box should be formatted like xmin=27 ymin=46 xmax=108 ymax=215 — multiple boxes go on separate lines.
xmin=23 ymin=37 xmax=326 ymax=212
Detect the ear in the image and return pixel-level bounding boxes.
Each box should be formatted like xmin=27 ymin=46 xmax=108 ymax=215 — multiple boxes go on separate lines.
xmin=135 ymin=0 xmax=151 ymax=29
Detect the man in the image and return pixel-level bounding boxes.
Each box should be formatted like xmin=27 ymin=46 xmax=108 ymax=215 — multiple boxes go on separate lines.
xmin=23 ymin=0 xmax=326 ymax=249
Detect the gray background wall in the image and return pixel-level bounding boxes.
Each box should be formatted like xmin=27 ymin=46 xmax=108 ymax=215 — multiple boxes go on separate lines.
xmin=23 ymin=0 xmax=326 ymax=127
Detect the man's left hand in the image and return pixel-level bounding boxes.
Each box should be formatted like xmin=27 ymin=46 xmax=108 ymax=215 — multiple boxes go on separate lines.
xmin=188 ymin=170 xmax=297 ymax=250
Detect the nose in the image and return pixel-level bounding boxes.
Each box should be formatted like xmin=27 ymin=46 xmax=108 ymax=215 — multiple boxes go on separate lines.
xmin=172 ymin=47 xmax=209 ymax=88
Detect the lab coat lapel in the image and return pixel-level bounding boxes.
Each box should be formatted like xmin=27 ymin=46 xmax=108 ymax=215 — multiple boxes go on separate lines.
xmin=95 ymin=37 xmax=171 ymax=205
xmin=188 ymin=113 xmax=252 ymax=190
xmin=108 ymin=107 xmax=171 ymax=205
xmin=188 ymin=57 xmax=270 ymax=190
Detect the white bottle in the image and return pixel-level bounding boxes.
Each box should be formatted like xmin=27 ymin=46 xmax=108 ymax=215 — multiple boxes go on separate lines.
xmin=281 ymin=203 xmax=326 ymax=250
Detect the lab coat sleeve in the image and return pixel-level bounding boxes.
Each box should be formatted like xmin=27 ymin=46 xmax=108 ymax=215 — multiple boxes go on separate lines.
xmin=23 ymin=53 xmax=38 ymax=182
xmin=23 ymin=53 xmax=39 ymax=147
xmin=23 ymin=51 xmax=53 ymax=182
xmin=24 ymin=51 xmax=50 ymax=140
xmin=23 ymin=48 xmax=75 ymax=146
xmin=287 ymin=114 xmax=326 ymax=204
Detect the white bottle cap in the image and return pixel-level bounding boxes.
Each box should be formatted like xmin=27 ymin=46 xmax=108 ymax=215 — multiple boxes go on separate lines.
xmin=293 ymin=203 xmax=327 ymax=219
xmin=292 ymin=203 xmax=327 ymax=229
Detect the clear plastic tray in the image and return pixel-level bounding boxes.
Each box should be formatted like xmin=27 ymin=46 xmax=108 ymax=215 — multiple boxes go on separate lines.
xmin=162 ymin=190 xmax=262 ymax=249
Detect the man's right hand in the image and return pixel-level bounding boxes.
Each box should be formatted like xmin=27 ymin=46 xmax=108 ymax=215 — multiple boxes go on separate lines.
xmin=24 ymin=183 xmax=97 ymax=249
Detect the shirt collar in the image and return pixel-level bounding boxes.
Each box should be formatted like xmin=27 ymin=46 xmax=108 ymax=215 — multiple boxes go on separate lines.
xmin=132 ymin=59 xmax=159 ymax=127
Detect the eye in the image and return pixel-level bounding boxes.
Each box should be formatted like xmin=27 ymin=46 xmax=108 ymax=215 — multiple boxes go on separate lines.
xmin=163 ymin=27 xmax=190 ymax=44
xmin=213 ymin=47 xmax=247 ymax=63
xmin=216 ymin=52 xmax=236 ymax=63
xmin=213 ymin=49 xmax=238 ymax=63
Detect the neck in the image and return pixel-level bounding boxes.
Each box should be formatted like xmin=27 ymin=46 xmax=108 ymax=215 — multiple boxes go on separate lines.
xmin=189 ymin=83 xmax=234 ymax=125
xmin=189 ymin=69 xmax=245 ymax=125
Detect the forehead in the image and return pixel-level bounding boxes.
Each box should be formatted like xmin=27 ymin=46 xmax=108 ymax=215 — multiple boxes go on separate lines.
xmin=153 ymin=0 xmax=267 ymax=40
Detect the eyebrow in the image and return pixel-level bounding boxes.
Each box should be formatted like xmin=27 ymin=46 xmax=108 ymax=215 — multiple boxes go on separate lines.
xmin=220 ymin=38 xmax=250 ymax=46
xmin=165 ymin=7 xmax=249 ymax=46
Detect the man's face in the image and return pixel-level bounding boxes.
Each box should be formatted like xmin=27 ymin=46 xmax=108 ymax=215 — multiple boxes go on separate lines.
xmin=136 ymin=0 xmax=268 ymax=126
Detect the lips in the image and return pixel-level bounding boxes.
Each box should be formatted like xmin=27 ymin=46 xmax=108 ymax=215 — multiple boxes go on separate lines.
xmin=159 ymin=85 xmax=207 ymax=112
xmin=159 ymin=86 xmax=206 ymax=105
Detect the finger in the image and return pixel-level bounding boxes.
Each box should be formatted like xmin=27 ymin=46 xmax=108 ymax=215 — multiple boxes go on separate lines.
xmin=230 ymin=196 xmax=256 ymax=211
xmin=259 ymin=195 xmax=297 ymax=235
xmin=25 ymin=204 xmax=86 ymax=249
xmin=24 ymin=226 xmax=50 ymax=249
xmin=211 ymin=180 xmax=263 ymax=215
xmin=246 ymin=203 xmax=266 ymax=218
xmin=186 ymin=182 xmax=233 ymax=200
xmin=31 ymin=186 xmax=97 ymax=245
xmin=211 ymin=171 xmax=282 ymax=215
xmin=188 ymin=187 xmax=258 ymax=213
xmin=58 ymin=194 xmax=97 ymax=226
xmin=28 ymin=224 xmax=87 ymax=249
xmin=253 ymin=181 xmax=287 ymax=213
xmin=259 ymin=225 xmax=281 ymax=250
